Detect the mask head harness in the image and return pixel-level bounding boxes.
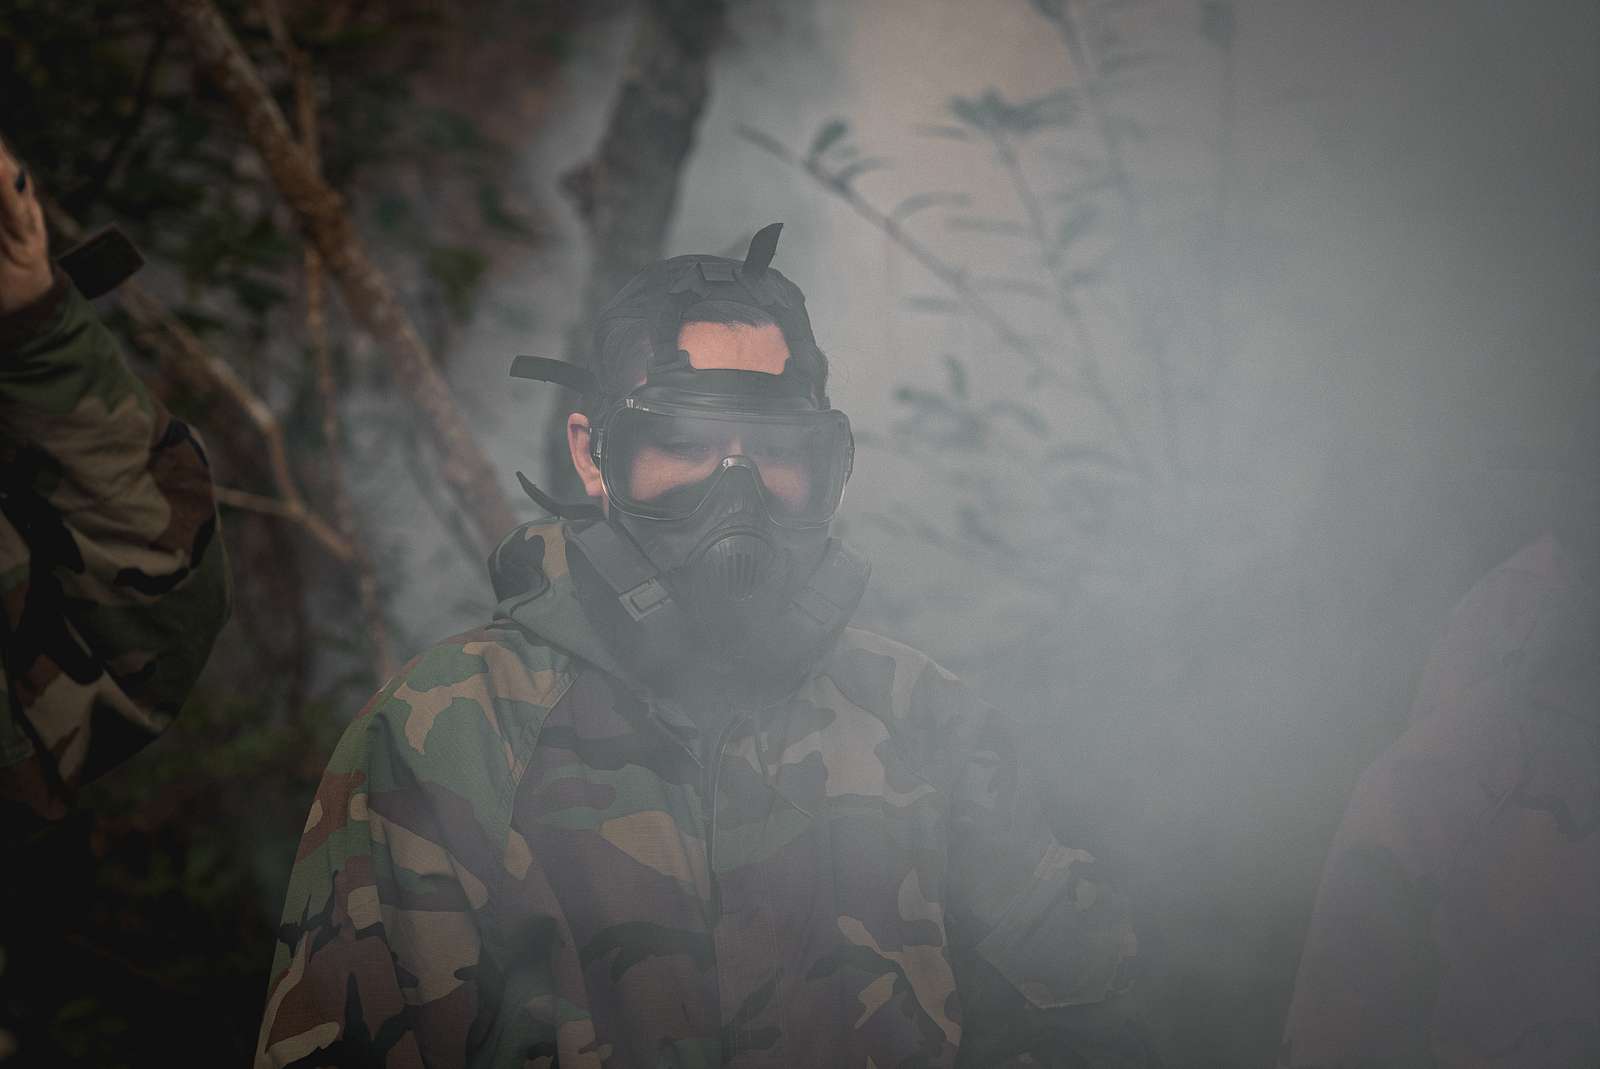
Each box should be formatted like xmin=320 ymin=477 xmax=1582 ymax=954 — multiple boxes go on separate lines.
xmin=510 ymin=224 xmax=868 ymax=694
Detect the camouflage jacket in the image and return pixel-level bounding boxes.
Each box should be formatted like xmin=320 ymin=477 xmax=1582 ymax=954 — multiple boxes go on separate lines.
xmin=1280 ymin=535 xmax=1599 ymax=1068
xmin=0 ymin=271 xmax=229 ymax=838
xmin=260 ymin=520 xmax=1142 ymax=1068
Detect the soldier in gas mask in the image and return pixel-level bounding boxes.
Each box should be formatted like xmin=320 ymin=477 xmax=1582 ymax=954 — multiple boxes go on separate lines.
xmin=258 ymin=226 xmax=1148 ymax=1068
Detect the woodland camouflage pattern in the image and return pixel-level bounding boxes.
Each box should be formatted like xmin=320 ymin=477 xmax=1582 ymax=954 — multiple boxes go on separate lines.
xmin=0 ymin=272 xmax=229 ymax=837
xmin=1281 ymin=535 xmax=1599 ymax=1068
xmin=259 ymin=519 xmax=1144 ymax=1067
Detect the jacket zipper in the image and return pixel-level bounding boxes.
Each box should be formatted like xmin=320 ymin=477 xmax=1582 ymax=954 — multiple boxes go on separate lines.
xmin=703 ymin=709 xmax=748 ymax=918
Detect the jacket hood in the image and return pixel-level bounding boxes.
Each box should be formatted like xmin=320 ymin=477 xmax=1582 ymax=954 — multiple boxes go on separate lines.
xmin=488 ymin=517 xmax=634 ymax=684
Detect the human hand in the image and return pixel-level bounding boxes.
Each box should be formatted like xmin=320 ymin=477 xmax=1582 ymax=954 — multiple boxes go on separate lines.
xmin=0 ymin=135 xmax=55 ymax=316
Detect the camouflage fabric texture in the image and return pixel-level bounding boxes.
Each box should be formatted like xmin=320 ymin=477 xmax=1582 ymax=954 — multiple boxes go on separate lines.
xmin=0 ymin=271 xmax=229 ymax=838
xmin=260 ymin=519 xmax=1143 ymax=1068
xmin=1280 ymin=535 xmax=1599 ymax=1068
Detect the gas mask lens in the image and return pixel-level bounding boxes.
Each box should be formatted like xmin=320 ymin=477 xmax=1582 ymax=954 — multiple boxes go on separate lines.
xmin=602 ymin=403 xmax=852 ymax=525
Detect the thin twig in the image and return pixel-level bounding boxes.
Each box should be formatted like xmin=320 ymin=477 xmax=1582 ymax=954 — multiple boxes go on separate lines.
xmin=1048 ymin=3 xmax=1136 ymax=218
xmin=61 ymin=931 xmax=191 ymax=999
xmin=1047 ymin=0 xmax=1184 ymax=483
xmin=80 ymin=31 xmax=169 ymax=210
xmin=399 ymin=431 xmax=491 ymax=595
xmin=215 ymin=486 xmax=351 ymax=560
xmin=261 ymin=0 xmax=395 ymax=679
xmin=989 ymin=127 xmax=1149 ymax=476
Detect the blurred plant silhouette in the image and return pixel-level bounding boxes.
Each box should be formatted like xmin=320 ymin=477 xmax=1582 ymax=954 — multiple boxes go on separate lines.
xmin=744 ymin=0 xmax=1240 ymax=644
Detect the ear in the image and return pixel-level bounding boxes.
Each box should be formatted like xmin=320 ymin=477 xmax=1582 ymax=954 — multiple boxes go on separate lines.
xmin=567 ymin=412 xmax=607 ymax=501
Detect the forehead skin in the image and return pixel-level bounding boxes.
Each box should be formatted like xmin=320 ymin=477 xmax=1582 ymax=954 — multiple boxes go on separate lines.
xmin=677 ymin=321 xmax=790 ymax=375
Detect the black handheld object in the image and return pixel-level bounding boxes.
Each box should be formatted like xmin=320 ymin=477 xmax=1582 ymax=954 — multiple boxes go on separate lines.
xmin=57 ymin=225 xmax=144 ymax=299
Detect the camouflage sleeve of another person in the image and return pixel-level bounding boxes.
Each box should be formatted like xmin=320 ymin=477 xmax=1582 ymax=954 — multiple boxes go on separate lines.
xmin=929 ymin=666 xmax=1151 ymax=1066
xmin=0 ymin=271 xmax=229 ymax=833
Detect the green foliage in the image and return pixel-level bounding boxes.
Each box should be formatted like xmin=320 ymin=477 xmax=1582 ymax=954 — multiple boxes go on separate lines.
xmin=799 ymin=117 xmax=891 ymax=192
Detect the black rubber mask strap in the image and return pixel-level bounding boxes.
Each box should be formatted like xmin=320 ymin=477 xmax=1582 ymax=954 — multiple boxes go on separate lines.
xmin=568 ymin=521 xmax=677 ymax=624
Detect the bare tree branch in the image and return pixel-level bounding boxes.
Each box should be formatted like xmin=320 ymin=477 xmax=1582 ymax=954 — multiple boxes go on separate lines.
xmin=303 ymin=248 xmax=395 ymax=674
xmin=1046 ymin=0 xmax=1183 ymax=482
xmin=261 ymin=0 xmax=396 ymax=679
xmin=1045 ymin=3 xmax=1136 ymax=218
xmin=79 ymin=30 xmax=168 ymax=211
xmin=163 ymin=0 xmax=517 ymax=553
xmin=214 ymin=486 xmax=351 ymax=560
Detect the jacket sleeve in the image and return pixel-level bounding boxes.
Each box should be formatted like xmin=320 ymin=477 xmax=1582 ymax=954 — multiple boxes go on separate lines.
xmin=935 ymin=669 xmax=1151 ymax=1064
xmin=259 ymin=638 xmax=528 ymax=1069
xmin=0 ymin=271 xmax=229 ymax=834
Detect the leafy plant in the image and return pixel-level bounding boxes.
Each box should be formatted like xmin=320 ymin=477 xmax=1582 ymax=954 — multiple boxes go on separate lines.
xmin=744 ymin=0 xmax=1249 ymax=649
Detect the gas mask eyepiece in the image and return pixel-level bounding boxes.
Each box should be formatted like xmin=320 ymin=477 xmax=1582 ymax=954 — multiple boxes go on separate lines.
xmin=600 ymin=398 xmax=845 ymax=645
xmin=595 ymin=395 xmax=854 ymax=529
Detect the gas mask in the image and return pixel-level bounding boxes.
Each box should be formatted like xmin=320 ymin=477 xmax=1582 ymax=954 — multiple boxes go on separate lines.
xmin=511 ymin=224 xmax=869 ymax=694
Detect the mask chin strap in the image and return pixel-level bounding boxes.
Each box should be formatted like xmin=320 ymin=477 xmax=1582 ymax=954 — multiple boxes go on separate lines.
xmin=565 ymin=518 xmax=696 ymax=681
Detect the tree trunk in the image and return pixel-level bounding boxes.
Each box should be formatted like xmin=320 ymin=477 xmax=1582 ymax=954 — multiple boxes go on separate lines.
xmin=543 ymin=0 xmax=730 ymax=496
